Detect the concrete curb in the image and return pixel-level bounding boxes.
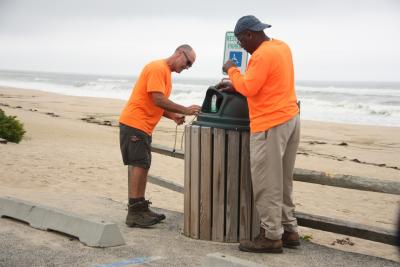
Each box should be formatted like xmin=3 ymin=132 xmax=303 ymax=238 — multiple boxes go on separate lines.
xmin=201 ymin=253 xmax=266 ymax=267
xmin=0 ymin=196 xmax=125 ymax=247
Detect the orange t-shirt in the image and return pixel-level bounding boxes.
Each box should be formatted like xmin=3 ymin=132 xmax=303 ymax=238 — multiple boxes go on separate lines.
xmin=228 ymin=39 xmax=299 ymax=133
xmin=119 ymin=60 xmax=172 ymax=135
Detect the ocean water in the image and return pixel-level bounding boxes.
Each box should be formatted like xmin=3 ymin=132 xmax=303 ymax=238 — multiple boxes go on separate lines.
xmin=1 ymin=70 xmax=400 ymax=127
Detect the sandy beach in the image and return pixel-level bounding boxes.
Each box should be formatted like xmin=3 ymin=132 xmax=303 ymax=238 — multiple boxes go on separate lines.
xmin=0 ymin=86 xmax=399 ymax=262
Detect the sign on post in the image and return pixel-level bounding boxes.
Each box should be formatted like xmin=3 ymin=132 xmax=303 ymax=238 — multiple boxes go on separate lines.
xmin=223 ymin=31 xmax=248 ymax=74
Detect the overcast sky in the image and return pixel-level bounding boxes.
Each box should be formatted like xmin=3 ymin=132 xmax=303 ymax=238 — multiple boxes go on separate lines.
xmin=0 ymin=0 xmax=399 ymax=81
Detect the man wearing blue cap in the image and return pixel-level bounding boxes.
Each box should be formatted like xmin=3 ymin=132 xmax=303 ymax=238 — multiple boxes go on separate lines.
xmin=218 ymin=15 xmax=301 ymax=253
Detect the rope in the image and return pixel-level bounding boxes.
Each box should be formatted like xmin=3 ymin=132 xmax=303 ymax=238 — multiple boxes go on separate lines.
xmin=173 ymin=124 xmax=178 ymax=153
xmin=172 ymin=114 xmax=199 ymax=153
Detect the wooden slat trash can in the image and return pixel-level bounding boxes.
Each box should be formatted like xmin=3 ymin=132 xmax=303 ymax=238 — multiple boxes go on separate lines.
xmin=184 ymin=124 xmax=260 ymax=242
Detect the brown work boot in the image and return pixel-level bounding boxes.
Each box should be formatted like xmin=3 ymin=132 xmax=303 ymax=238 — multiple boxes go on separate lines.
xmin=126 ymin=201 xmax=160 ymax=227
xmin=282 ymin=231 xmax=300 ymax=248
xmin=239 ymin=228 xmax=283 ymax=253
xmin=141 ymin=200 xmax=166 ymax=221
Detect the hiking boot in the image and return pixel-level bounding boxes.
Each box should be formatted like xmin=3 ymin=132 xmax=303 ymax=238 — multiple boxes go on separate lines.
xmin=126 ymin=201 xmax=160 ymax=227
xmin=239 ymin=228 xmax=283 ymax=253
xmin=282 ymin=231 xmax=300 ymax=248
xmin=141 ymin=200 xmax=166 ymax=221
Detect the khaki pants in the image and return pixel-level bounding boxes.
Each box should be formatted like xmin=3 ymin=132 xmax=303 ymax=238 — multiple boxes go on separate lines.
xmin=250 ymin=114 xmax=300 ymax=240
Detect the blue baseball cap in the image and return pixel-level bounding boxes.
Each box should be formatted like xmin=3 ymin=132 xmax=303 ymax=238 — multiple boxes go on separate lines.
xmin=234 ymin=15 xmax=271 ymax=35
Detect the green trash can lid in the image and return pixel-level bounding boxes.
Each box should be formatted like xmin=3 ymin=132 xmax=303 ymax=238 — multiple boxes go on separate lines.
xmin=192 ymin=86 xmax=249 ymax=131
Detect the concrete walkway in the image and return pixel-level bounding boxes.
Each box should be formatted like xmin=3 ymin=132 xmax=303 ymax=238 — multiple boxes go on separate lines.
xmin=0 ymin=198 xmax=398 ymax=267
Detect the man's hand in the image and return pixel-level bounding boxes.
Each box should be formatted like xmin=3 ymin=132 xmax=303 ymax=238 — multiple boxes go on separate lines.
xmin=215 ymin=79 xmax=236 ymax=93
xmin=222 ymin=59 xmax=237 ymax=73
xmin=152 ymin=92 xmax=200 ymax=116
xmin=185 ymin=105 xmax=201 ymax=116
xmin=172 ymin=114 xmax=185 ymax=125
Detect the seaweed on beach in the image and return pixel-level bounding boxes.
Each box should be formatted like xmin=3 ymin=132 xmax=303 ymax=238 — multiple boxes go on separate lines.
xmin=0 ymin=108 xmax=26 ymax=143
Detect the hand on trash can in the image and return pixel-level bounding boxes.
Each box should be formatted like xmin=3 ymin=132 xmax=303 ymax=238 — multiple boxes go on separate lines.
xmin=185 ymin=105 xmax=201 ymax=116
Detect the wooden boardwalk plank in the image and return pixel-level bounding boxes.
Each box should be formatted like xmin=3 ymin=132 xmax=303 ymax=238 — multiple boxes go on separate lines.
xmin=212 ymin=128 xmax=226 ymax=242
xmin=183 ymin=125 xmax=191 ymax=236
xmin=190 ymin=125 xmax=201 ymax=238
xmin=225 ymin=130 xmax=240 ymax=242
xmin=199 ymin=127 xmax=212 ymax=240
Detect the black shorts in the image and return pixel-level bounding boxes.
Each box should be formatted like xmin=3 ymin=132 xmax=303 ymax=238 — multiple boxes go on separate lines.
xmin=119 ymin=123 xmax=152 ymax=169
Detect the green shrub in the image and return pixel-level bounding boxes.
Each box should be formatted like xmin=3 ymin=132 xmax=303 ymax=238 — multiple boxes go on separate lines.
xmin=0 ymin=109 xmax=26 ymax=143
xmin=300 ymin=234 xmax=313 ymax=241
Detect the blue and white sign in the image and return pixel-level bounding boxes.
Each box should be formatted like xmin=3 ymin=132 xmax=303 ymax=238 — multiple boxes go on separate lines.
xmin=229 ymin=51 xmax=243 ymax=67
xmin=223 ymin=31 xmax=248 ymax=74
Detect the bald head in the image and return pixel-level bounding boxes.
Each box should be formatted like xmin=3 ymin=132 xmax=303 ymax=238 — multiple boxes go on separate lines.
xmin=175 ymin=44 xmax=193 ymax=53
xmin=167 ymin=44 xmax=196 ymax=73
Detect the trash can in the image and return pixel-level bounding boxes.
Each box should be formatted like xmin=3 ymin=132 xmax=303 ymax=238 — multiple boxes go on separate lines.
xmin=192 ymin=86 xmax=249 ymax=130
xmin=184 ymin=86 xmax=260 ymax=242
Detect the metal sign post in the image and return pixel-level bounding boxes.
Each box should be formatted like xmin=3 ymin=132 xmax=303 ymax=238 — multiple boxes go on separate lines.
xmin=222 ymin=31 xmax=248 ymax=75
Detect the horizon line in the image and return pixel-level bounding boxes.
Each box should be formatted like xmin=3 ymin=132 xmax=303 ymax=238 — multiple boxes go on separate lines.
xmin=1 ymin=68 xmax=400 ymax=84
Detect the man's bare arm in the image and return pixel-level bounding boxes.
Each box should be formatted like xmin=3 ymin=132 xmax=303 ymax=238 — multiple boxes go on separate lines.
xmin=150 ymin=92 xmax=200 ymax=115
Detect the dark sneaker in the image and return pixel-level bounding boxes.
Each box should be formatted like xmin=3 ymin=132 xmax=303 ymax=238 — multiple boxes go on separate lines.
xmin=126 ymin=201 xmax=160 ymax=227
xmin=142 ymin=200 xmax=166 ymax=221
xmin=239 ymin=228 xmax=283 ymax=253
xmin=282 ymin=231 xmax=300 ymax=248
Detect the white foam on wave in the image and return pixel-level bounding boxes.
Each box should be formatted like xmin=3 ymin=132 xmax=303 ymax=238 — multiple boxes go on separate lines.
xmin=297 ymin=85 xmax=400 ymax=97
xmin=97 ymin=78 xmax=130 ymax=83
xmin=296 ymin=84 xmax=400 ymax=126
xmin=299 ymin=98 xmax=400 ymax=127
xmin=34 ymin=77 xmax=51 ymax=82
xmin=1 ymin=71 xmax=400 ymax=127
xmin=169 ymin=82 xmax=207 ymax=106
xmin=0 ymin=79 xmax=131 ymax=100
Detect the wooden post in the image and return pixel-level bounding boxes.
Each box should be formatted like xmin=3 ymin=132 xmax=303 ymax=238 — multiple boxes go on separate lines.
xmin=190 ymin=126 xmax=201 ymax=239
xmin=239 ymin=131 xmax=252 ymax=241
xmin=212 ymin=128 xmax=226 ymax=242
xmin=199 ymin=127 xmax=212 ymax=240
xmin=183 ymin=125 xmax=191 ymax=236
xmin=225 ymin=130 xmax=240 ymax=242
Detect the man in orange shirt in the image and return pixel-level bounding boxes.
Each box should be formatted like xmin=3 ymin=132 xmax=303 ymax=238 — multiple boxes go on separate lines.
xmin=218 ymin=15 xmax=300 ymax=253
xmin=120 ymin=44 xmax=201 ymax=227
